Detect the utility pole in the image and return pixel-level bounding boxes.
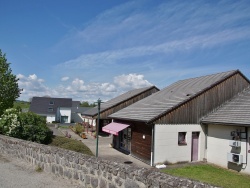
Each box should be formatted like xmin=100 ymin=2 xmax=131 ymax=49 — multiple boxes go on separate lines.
xmin=95 ymin=98 xmax=101 ymax=157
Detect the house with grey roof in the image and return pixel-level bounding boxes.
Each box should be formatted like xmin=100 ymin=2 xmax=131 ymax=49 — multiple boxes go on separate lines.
xmin=105 ymin=70 xmax=250 ymax=172
xmin=30 ymin=97 xmax=83 ymax=123
xmin=81 ymin=86 xmax=159 ymax=133
xmin=201 ymin=87 xmax=250 ymax=174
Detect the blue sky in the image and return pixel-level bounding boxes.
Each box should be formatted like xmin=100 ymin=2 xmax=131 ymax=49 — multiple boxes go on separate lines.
xmin=1 ymin=0 xmax=250 ymax=102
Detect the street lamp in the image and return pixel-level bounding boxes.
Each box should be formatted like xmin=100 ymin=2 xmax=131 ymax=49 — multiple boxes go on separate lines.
xmin=95 ymin=98 xmax=102 ymax=157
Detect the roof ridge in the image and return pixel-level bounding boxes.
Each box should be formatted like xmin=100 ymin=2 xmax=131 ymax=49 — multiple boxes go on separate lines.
xmin=176 ymin=69 xmax=238 ymax=82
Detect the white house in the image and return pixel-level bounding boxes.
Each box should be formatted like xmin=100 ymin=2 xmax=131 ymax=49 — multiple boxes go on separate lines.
xmin=29 ymin=97 xmax=73 ymax=123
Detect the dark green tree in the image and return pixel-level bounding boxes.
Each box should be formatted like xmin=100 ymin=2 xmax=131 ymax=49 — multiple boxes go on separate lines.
xmin=0 ymin=50 xmax=21 ymax=116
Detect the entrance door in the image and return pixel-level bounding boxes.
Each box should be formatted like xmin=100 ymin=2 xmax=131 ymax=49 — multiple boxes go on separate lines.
xmin=119 ymin=128 xmax=131 ymax=152
xmin=191 ymin=132 xmax=199 ymax=161
xmin=61 ymin=116 xmax=68 ymax=123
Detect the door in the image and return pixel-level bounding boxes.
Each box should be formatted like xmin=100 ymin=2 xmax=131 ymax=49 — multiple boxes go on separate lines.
xmin=191 ymin=132 xmax=199 ymax=161
xmin=61 ymin=116 xmax=68 ymax=123
xmin=119 ymin=128 xmax=131 ymax=152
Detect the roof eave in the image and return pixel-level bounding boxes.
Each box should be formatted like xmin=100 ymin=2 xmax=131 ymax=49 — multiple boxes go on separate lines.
xmin=110 ymin=116 xmax=149 ymax=123
xmin=201 ymin=120 xmax=250 ymax=127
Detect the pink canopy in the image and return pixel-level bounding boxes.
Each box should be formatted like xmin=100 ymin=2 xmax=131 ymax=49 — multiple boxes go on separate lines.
xmin=102 ymin=122 xmax=130 ymax=136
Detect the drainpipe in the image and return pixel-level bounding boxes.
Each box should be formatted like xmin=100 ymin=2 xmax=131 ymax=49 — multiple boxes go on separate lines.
xmin=245 ymin=127 xmax=248 ymax=166
xmin=150 ymin=124 xmax=155 ymax=167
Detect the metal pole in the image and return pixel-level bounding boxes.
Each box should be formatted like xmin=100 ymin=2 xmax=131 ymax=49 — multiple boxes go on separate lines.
xmin=96 ymin=98 xmax=101 ymax=157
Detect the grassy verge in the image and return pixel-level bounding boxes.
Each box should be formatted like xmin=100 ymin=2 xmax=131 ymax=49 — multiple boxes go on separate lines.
xmin=59 ymin=125 xmax=71 ymax=129
xmin=161 ymin=164 xmax=250 ymax=188
xmin=49 ymin=136 xmax=94 ymax=156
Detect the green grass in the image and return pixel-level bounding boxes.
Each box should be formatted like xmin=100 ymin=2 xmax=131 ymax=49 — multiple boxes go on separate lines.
xmin=49 ymin=136 xmax=94 ymax=156
xmin=161 ymin=164 xmax=250 ymax=188
xmin=14 ymin=100 xmax=30 ymax=109
xmin=59 ymin=125 xmax=71 ymax=129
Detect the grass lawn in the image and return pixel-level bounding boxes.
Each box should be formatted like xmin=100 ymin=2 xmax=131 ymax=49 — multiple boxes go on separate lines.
xmin=59 ymin=125 xmax=71 ymax=129
xmin=49 ymin=136 xmax=94 ymax=156
xmin=161 ymin=164 xmax=250 ymax=188
xmin=14 ymin=100 xmax=30 ymax=109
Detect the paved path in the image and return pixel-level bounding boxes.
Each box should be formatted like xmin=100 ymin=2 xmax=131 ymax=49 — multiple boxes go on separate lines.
xmin=57 ymin=127 xmax=152 ymax=169
xmin=0 ymin=153 xmax=80 ymax=188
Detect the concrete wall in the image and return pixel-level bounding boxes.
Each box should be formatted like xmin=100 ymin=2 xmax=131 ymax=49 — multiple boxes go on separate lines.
xmin=57 ymin=107 xmax=71 ymax=123
xmin=46 ymin=115 xmax=55 ymax=123
xmin=207 ymin=124 xmax=250 ymax=174
xmin=0 ymin=135 xmax=215 ymax=188
xmin=154 ymin=124 xmax=205 ymax=164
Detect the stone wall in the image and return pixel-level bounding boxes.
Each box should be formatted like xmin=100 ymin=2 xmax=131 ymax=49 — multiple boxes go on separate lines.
xmin=0 ymin=135 xmax=216 ymax=188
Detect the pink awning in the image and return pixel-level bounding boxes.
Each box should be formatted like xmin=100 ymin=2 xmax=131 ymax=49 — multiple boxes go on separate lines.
xmin=102 ymin=122 xmax=130 ymax=136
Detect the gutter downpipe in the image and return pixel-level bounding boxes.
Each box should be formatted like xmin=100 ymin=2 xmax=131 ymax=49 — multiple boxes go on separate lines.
xmin=150 ymin=123 xmax=155 ymax=167
xmin=245 ymin=127 xmax=248 ymax=166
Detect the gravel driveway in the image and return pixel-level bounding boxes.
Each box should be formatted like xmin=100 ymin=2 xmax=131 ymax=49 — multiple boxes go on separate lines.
xmin=0 ymin=153 xmax=81 ymax=188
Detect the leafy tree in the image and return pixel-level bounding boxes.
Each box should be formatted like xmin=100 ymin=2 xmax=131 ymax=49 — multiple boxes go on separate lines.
xmin=80 ymin=101 xmax=96 ymax=107
xmin=0 ymin=50 xmax=21 ymax=116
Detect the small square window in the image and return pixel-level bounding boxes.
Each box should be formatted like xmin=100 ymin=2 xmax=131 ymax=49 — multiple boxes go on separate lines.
xmin=49 ymin=101 xmax=54 ymax=105
xmin=178 ymin=132 xmax=187 ymax=145
xmin=48 ymin=107 xmax=53 ymax=112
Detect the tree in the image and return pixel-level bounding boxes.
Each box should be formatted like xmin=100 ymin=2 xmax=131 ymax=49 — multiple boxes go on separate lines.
xmin=80 ymin=101 xmax=96 ymax=107
xmin=0 ymin=50 xmax=21 ymax=116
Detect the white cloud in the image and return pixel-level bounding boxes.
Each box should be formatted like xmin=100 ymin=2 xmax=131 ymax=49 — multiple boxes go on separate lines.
xmin=18 ymin=73 xmax=152 ymax=102
xmin=114 ymin=73 xmax=152 ymax=89
xmin=61 ymin=76 xmax=69 ymax=81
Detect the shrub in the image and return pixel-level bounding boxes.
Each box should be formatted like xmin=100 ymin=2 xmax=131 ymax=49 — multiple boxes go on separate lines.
xmin=0 ymin=108 xmax=53 ymax=144
xmin=75 ymin=123 xmax=84 ymax=134
xmin=49 ymin=136 xmax=93 ymax=156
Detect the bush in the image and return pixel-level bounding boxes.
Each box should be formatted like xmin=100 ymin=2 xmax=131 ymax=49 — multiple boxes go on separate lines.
xmin=75 ymin=123 xmax=84 ymax=134
xmin=49 ymin=136 xmax=93 ymax=156
xmin=0 ymin=108 xmax=53 ymax=144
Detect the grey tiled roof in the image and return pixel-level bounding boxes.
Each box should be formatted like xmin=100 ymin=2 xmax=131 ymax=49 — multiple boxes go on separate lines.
xmin=71 ymin=107 xmax=92 ymax=113
xmin=82 ymin=86 xmax=158 ymax=117
xmin=29 ymin=97 xmax=72 ymax=115
xmin=201 ymin=87 xmax=250 ymax=126
xmin=72 ymin=101 xmax=80 ymax=107
xmin=109 ymin=70 xmax=240 ymax=123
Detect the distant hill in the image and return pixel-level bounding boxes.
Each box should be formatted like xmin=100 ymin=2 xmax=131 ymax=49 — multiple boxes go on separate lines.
xmin=14 ymin=100 xmax=30 ymax=109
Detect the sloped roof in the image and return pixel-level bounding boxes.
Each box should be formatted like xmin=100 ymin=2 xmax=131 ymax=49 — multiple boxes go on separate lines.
xmin=72 ymin=107 xmax=92 ymax=113
xmin=109 ymin=70 xmax=244 ymax=123
xmin=201 ymin=87 xmax=250 ymax=126
xmin=72 ymin=101 xmax=81 ymax=107
xmin=82 ymin=86 xmax=159 ymax=117
xmin=29 ymin=97 xmax=72 ymax=115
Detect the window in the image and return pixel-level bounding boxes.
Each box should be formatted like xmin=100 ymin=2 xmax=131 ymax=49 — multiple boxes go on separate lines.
xmin=178 ymin=132 xmax=187 ymax=145
xmin=49 ymin=101 xmax=54 ymax=105
xmin=48 ymin=107 xmax=53 ymax=112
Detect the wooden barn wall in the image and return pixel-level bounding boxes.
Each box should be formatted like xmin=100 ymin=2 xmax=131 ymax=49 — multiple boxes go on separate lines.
xmin=116 ymin=120 xmax=152 ymax=163
xmin=155 ymin=73 xmax=250 ymax=124
xmin=99 ymin=87 xmax=159 ymax=119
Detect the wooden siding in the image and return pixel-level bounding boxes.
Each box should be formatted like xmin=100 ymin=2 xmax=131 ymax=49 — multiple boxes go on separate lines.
xmin=115 ymin=120 xmax=152 ymax=163
xmin=130 ymin=122 xmax=152 ymax=163
xmin=155 ymin=73 xmax=250 ymax=124
xmin=99 ymin=87 xmax=158 ymax=119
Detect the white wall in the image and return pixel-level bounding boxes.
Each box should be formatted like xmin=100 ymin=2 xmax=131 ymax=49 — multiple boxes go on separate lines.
xmin=154 ymin=124 xmax=205 ymax=164
xmin=207 ymin=124 xmax=250 ymax=174
xmin=57 ymin=107 xmax=71 ymax=123
xmin=46 ymin=115 xmax=55 ymax=123
xmin=82 ymin=117 xmax=96 ymax=127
